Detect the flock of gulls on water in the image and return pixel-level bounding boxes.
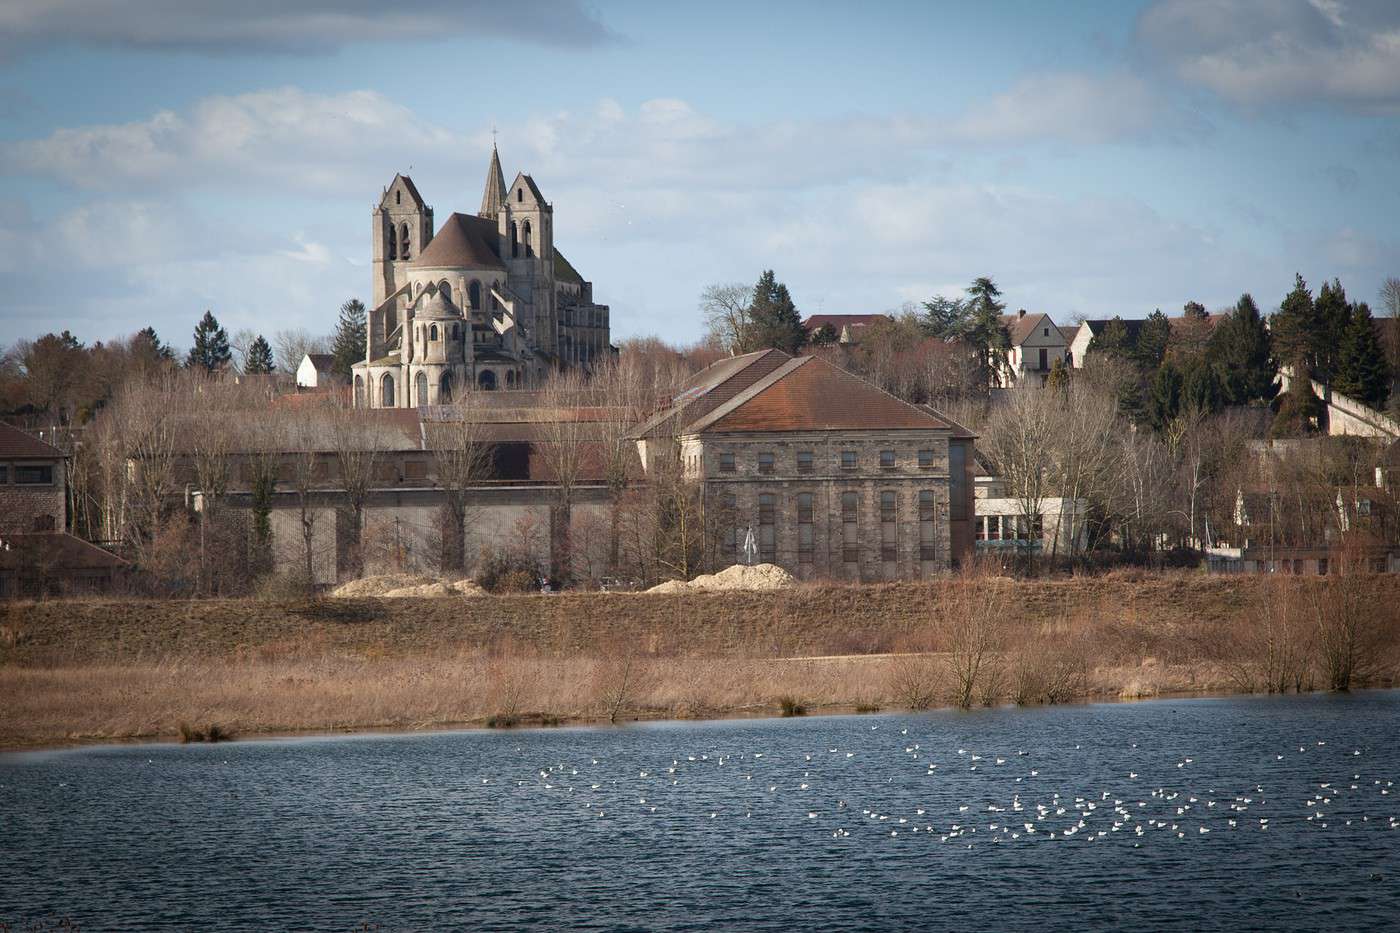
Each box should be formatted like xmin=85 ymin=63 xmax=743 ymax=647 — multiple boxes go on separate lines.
xmin=483 ymin=721 xmax=1398 ymax=850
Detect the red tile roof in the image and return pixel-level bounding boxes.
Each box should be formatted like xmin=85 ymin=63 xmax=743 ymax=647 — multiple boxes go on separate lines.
xmin=691 ymin=356 xmax=963 ymax=434
xmin=0 ymin=422 xmax=64 ymax=459
xmin=413 ymin=212 xmax=506 ymax=270
xmin=630 ymin=349 xmax=792 ymax=439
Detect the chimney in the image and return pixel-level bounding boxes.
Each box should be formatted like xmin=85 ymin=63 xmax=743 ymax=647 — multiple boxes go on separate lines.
xmin=1017 ymin=309 xmax=1026 ymax=318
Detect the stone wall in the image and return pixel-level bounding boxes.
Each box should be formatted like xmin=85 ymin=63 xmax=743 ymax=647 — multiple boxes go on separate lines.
xmin=694 ymin=431 xmax=953 ymax=580
xmin=0 ymin=459 xmax=65 ymax=534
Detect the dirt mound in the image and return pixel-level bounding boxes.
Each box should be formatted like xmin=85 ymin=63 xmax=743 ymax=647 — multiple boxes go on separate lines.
xmin=331 ymin=575 xmax=487 ymax=598
xmin=645 ymin=563 xmax=796 ymax=594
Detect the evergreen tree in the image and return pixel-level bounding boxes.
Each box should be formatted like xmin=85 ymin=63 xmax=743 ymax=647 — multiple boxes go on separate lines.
xmin=1088 ymin=316 xmax=1134 ymax=362
xmin=1147 ymin=361 xmax=1183 ymax=432
xmin=920 ymin=295 xmax=970 ymax=340
xmin=1207 ymin=293 xmax=1275 ymax=404
xmin=134 ymin=326 xmax=175 ymax=362
xmin=961 ymin=277 xmax=1008 ymax=383
xmin=1182 ymin=300 xmax=1208 ymax=321
xmin=740 ymin=270 xmax=806 ymax=354
xmin=1045 ymin=357 xmax=1070 ymax=390
xmin=1271 ymin=273 xmax=1320 ymax=376
xmin=1271 ymin=377 xmax=1325 ymax=437
xmin=186 ymin=310 xmax=232 ymax=372
xmin=1334 ymin=301 xmax=1392 ymax=410
xmin=331 ymin=298 xmax=367 ymax=377
xmin=1181 ymin=358 xmax=1224 ymax=414
xmin=1135 ymin=309 xmax=1171 ymax=370
xmin=1313 ymin=278 xmax=1351 ymax=381
xmin=809 ymin=323 xmax=839 ymax=347
xmin=244 ymin=335 xmax=275 ymax=374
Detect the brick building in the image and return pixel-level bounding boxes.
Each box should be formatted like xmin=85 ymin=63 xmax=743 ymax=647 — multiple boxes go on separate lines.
xmin=631 ymin=350 xmax=976 ymax=579
xmin=0 ymin=421 xmax=66 ymax=534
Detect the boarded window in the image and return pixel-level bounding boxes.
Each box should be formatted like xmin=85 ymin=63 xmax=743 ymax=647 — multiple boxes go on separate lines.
xmin=404 ymin=461 xmax=427 ymax=481
xmin=841 ymin=491 xmax=857 ymax=524
xmin=880 ymin=490 xmax=896 ymax=563
xmin=721 ymin=493 xmax=737 ymax=555
xmin=919 ymin=489 xmax=936 ymax=562
xmin=796 ymin=492 xmax=814 ymax=563
xmin=758 ymin=493 xmax=776 ymax=562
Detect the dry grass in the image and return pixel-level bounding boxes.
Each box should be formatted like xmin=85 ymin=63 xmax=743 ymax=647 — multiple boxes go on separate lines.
xmin=2 ymin=573 xmax=1398 ymax=748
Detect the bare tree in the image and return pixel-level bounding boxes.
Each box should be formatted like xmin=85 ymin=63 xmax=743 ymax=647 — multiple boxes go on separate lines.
xmin=114 ymin=373 xmax=182 ymax=564
xmin=536 ymin=369 xmax=590 ymax=584
xmin=328 ymin=397 xmax=393 ymax=579
xmin=1049 ymin=364 xmax=1129 ymax=557
xmin=982 ymin=383 xmax=1056 ymax=566
xmin=700 ymin=283 xmax=753 ymax=354
xmin=280 ymin=407 xmax=325 ymax=591
xmin=425 ymin=388 xmax=493 ymax=574
xmin=940 ymin=574 xmax=1010 ymax=709
xmin=589 ymin=357 xmax=647 ymax=572
xmin=273 ymin=329 xmax=330 ymax=376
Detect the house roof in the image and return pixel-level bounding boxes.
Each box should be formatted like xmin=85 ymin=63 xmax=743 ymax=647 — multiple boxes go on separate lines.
xmin=305 ymin=353 xmax=334 ymax=372
xmin=629 ymin=349 xmax=792 ymax=439
xmin=998 ymin=312 xmax=1061 ymax=346
xmin=802 ymin=314 xmax=891 ymax=332
xmin=687 ymin=355 xmax=968 ymax=435
xmin=412 ymin=212 xmax=506 ymax=271
xmin=0 ymin=533 xmax=127 ymax=571
xmin=0 ymin=422 xmax=64 ymax=459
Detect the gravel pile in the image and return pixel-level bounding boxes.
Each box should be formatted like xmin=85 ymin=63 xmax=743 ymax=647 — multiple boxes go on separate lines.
xmin=330 ymin=575 xmax=487 ymax=598
xmin=645 ymin=563 xmax=796 ymax=594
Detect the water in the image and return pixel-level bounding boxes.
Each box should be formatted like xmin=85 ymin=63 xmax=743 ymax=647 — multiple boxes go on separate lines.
xmin=3 ymin=692 xmax=1399 ymax=931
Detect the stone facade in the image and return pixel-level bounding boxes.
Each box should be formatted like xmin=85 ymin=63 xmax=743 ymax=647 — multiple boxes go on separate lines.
xmin=692 ymin=432 xmax=955 ymax=580
xmin=354 ymin=145 xmax=612 ymax=408
xmin=0 ymin=428 xmax=66 ymax=534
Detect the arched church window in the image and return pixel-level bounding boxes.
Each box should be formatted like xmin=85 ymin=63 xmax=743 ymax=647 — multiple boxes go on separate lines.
xmin=396 ymin=190 xmax=401 ymax=205
xmin=415 ymin=371 xmax=428 ymax=406
xmin=354 ymin=375 xmax=364 ymax=407
xmin=509 ymin=222 xmax=518 ymax=259
xmin=523 ymin=221 xmax=533 ymax=257
xmin=400 ymin=223 xmax=411 ymax=260
xmin=381 ymin=374 xmax=395 ymax=407
xmin=440 ymin=281 xmax=451 ymax=302
xmin=517 ymin=187 xmax=523 ymax=203
xmin=479 ymin=370 xmax=497 ymax=391
xmin=440 ymin=372 xmax=453 ymax=403
xmin=469 ymin=280 xmax=482 ymax=310
xmin=387 ymin=224 xmax=397 ymax=261
xmin=429 ymin=324 xmax=438 ymax=342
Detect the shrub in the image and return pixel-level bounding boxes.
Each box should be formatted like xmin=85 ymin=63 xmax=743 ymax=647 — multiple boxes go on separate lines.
xmin=178 ymin=722 xmax=234 ymax=743
xmin=475 ymin=551 xmax=542 ymax=594
xmin=777 ymin=696 xmax=806 ymax=717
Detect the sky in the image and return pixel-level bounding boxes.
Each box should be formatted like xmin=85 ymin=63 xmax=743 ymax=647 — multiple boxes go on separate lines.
xmin=1 ymin=0 xmax=1398 ymax=354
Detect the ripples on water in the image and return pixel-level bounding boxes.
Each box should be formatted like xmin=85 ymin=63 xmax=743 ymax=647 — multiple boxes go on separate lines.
xmin=3 ymin=692 xmax=1399 ymax=931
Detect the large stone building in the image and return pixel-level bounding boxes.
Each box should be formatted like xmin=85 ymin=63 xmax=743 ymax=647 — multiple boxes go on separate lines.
xmin=354 ymin=145 xmax=611 ymax=408
xmin=631 ymin=350 xmax=976 ymax=577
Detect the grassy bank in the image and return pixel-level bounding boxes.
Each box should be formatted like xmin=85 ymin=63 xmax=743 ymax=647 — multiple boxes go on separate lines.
xmin=2 ymin=573 xmax=1397 ymax=748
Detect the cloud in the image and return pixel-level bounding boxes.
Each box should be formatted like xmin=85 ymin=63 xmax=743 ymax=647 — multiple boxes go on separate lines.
xmin=944 ymin=71 xmax=1207 ymax=145
xmin=2 ymin=87 xmax=460 ymax=194
xmin=0 ymin=0 xmax=614 ymax=57
xmin=1136 ymin=0 xmax=1400 ymax=110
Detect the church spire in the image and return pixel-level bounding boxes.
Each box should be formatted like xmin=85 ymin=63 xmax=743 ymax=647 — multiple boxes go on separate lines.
xmin=479 ymin=140 xmax=507 ymax=219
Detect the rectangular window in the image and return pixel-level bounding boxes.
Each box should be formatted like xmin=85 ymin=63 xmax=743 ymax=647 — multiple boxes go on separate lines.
xmin=0 ymin=464 xmax=8 ymax=483
xmin=841 ymin=450 xmax=857 ymax=471
xmin=919 ymin=490 xmax=936 ymax=562
xmin=988 ymin=516 xmax=1001 ymax=541
xmin=843 ymin=546 xmax=859 ymax=564
xmin=879 ymin=490 xmax=896 ymax=563
xmin=976 ymin=516 xmax=987 ymax=541
xmin=880 ymin=450 xmax=895 ymax=469
xmin=918 ymin=449 xmax=934 ymax=469
xmin=1317 ymin=558 xmax=1329 ymax=576
xmin=1038 ymin=348 xmax=1048 ymax=370
xmin=797 ymin=492 xmax=814 ymax=563
xmin=15 ymin=464 xmax=54 ymax=485
xmin=722 ymin=493 xmax=737 ymax=556
xmin=404 ymin=460 xmax=427 ymax=480
xmin=796 ymin=450 xmax=813 ymax=473
xmin=758 ymin=493 xmax=776 ymax=562
xmin=948 ymin=442 xmax=967 ymax=521
xmin=758 ymin=452 xmax=775 ymax=475
xmin=719 ymin=452 xmax=735 ymax=473
xmin=841 ymin=490 xmax=858 ymax=524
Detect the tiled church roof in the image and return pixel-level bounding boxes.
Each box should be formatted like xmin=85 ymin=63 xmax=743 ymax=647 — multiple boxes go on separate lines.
xmin=413 ymin=213 xmax=506 ymax=270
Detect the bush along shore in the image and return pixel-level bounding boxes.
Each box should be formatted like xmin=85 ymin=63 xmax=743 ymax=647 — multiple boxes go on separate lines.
xmin=1 ymin=572 xmax=1397 ymax=749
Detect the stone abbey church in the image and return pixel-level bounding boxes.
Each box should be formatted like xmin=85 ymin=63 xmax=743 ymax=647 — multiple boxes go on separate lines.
xmin=354 ymin=146 xmax=612 ymax=408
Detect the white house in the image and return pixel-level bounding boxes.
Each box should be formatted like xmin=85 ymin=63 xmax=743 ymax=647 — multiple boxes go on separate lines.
xmin=994 ymin=311 xmax=1072 ymax=388
xmin=974 ymin=471 xmax=1087 ymax=555
xmin=296 ymin=353 xmax=337 ymax=389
